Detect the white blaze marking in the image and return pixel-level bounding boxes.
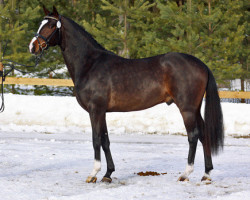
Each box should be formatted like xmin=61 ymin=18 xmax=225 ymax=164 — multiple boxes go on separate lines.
xmin=90 ymin=159 xmax=101 ymax=177
xmin=37 ymin=19 xmax=48 ymax=33
xmin=29 ymin=37 xmax=37 ymax=53
xmin=29 ymin=19 xmax=48 ymax=53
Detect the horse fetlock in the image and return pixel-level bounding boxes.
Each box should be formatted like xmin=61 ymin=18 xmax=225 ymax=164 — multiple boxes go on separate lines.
xmin=201 ymin=173 xmax=212 ymax=182
xmin=108 ymin=166 xmax=115 ymax=173
xmin=205 ymin=165 xmax=213 ymax=174
xmin=184 ymin=164 xmax=194 ymax=176
xmin=90 ymin=159 xmax=101 ymax=177
xmin=178 ymin=164 xmax=194 ymax=181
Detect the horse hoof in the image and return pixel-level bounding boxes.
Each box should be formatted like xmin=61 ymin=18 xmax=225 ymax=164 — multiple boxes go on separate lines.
xmin=178 ymin=176 xmax=189 ymax=182
xmin=101 ymin=177 xmax=112 ymax=183
xmin=86 ymin=176 xmax=97 ymax=183
xmin=201 ymin=176 xmax=211 ymax=182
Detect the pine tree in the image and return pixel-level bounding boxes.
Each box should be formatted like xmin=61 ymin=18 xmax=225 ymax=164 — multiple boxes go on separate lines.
xmin=0 ymin=0 xmax=39 ymax=94
xmin=156 ymin=0 xmax=248 ymax=85
xmin=1 ymin=0 xmax=74 ymax=95
xmin=196 ymin=0 xmax=244 ymax=83
xmin=238 ymin=0 xmax=249 ymax=92
xmin=82 ymin=0 xmax=156 ymax=58
xmin=0 ymin=0 xmax=248 ymax=95
xmin=157 ymin=0 xmax=202 ymax=55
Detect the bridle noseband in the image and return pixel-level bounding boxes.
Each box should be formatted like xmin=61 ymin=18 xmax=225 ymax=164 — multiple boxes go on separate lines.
xmin=35 ymin=15 xmax=61 ymax=52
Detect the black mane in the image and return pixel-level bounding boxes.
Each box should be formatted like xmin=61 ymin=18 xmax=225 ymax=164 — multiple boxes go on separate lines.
xmin=63 ymin=16 xmax=107 ymax=52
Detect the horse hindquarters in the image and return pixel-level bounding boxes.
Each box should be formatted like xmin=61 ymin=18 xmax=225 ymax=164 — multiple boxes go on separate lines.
xmin=164 ymin=54 xmax=212 ymax=181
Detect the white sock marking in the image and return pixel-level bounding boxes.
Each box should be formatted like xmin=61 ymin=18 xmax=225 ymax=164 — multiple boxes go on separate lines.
xmin=203 ymin=172 xmax=211 ymax=178
xmin=182 ymin=164 xmax=194 ymax=177
xmin=90 ymin=159 xmax=101 ymax=177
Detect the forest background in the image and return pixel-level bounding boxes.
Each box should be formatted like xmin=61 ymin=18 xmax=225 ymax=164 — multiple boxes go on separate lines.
xmin=0 ymin=0 xmax=249 ymax=96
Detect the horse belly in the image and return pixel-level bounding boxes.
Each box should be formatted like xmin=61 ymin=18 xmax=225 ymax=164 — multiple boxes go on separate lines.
xmin=107 ymin=81 xmax=166 ymax=112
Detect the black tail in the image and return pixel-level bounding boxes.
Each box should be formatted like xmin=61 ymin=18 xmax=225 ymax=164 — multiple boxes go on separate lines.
xmin=204 ymin=67 xmax=224 ymax=155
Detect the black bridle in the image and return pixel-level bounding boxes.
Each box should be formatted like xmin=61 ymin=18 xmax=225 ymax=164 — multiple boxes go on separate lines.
xmin=34 ymin=15 xmax=61 ymax=51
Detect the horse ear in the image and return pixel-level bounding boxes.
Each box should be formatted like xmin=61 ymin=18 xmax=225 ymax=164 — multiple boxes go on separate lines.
xmin=43 ymin=5 xmax=50 ymax=15
xmin=52 ymin=6 xmax=59 ymax=17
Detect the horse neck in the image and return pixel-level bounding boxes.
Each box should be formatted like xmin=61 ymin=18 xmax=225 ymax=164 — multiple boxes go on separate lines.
xmin=59 ymin=16 xmax=105 ymax=83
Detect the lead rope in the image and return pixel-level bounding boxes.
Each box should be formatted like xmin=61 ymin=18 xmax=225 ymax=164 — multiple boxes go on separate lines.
xmin=0 ymin=40 xmax=8 ymax=112
xmin=0 ymin=62 xmax=5 ymax=112
xmin=0 ymin=41 xmax=44 ymax=113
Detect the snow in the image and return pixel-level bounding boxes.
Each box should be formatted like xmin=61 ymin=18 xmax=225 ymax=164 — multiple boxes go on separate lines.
xmin=0 ymin=94 xmax=249 ymax=136
xmin=0 ymin=94 xmax=250 ymax=200
xmin=1 ymin=132 xmax=250 ymax=200
xmin=229 ymin=79 xmax=250 ymax=91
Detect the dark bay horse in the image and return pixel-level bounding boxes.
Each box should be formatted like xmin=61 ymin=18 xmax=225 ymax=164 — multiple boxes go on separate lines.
xmin=29 ymin=6 xmax=224 ymax=183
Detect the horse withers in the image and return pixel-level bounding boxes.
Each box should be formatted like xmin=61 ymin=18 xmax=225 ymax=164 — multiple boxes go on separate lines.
xmin=29 ymin=6 xmax=224 ymax=183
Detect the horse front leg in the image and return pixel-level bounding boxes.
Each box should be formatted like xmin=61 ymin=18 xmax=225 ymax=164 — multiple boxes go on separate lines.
xmin=101 ymin=122 xmax=115 ymax=183
xmin=86 ymin=107 xmax=105 ymax=183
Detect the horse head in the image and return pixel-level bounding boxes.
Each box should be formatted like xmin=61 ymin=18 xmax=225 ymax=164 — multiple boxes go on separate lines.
xmin=29 ymin=6 xmax=61 ymax=55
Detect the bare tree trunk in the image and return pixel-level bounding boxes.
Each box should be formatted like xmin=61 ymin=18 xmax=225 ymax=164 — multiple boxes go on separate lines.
xmin=118 ymin=0 xmax=129 ymax=58
xmin=178 ymin=0 xmax=182 ymax=7
xmin=90 ymin=0 xmax=95 ymax=22
xmin=187 ymin=0 xmax=192 ymax=54
xmin=72 ymin=0 xmax=77 ymax=6
xmin=240 ymin=79 xmax=245 ymax=103
xmin=208 ymin=0 xmax=212 ymax=34
xmin=123 ymin=4 xmax=129 ymax=59
xmin=0 ymin=0 xmax=4 ymax=57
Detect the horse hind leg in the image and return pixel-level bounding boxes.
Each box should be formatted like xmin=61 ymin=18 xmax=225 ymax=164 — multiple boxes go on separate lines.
xmin=178 ymin=110 xmax=199 ymax=182
xmin=197 ymin=113 xmax=213 ymax=182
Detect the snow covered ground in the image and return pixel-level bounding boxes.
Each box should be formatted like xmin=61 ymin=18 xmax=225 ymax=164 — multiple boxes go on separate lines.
xmin=0 ymin=94 xmax=249 ymax=136
xmin=0 ymin=94 xmax=250 ymax=200
xmin=0 ymin=132 xmax=250 ymax=200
